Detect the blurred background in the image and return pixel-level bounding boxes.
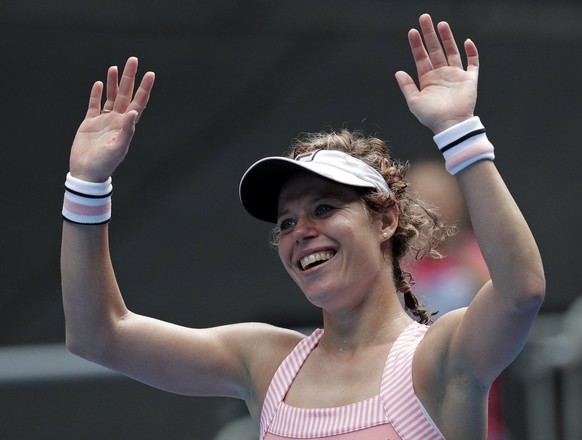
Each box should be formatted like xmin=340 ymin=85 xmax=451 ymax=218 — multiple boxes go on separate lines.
xmin=1 ymin=0 xmax=581 ymax=438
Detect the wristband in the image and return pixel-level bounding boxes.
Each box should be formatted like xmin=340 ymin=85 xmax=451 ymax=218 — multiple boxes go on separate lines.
xmin=433 ymin=116 xmax=495 ymax=175
xmin=62 ymin=173 xmax=112 ymax=225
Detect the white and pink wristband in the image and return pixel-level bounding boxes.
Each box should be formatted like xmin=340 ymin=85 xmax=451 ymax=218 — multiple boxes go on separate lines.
xmin=62 ymin=173 xmax=112 ymax=225
xmin=433 ymin=116 xmax=495 ymax=175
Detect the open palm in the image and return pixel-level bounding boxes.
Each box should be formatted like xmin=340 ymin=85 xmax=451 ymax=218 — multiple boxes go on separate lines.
xmin=70 ymin=57 xmax=155 ymax=182
xmin=396 ymin=14 xmax=479 ymax=135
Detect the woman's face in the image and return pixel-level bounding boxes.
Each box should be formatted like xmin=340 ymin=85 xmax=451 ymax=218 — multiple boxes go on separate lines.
xmin=276 ymin=173 xmax=389 ymax=311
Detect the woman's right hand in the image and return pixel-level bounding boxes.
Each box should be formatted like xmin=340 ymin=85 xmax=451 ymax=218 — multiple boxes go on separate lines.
xmin=69 ymin=57 xmax=155 ymax=183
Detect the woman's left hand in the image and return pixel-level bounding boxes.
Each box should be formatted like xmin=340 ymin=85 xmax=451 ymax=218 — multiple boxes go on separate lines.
xmin=395 ymin=13 xmax=479 ymax=135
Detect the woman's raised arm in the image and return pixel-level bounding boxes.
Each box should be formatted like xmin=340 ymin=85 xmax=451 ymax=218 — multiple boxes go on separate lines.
xmin=61 ymin=58 xmax=300 ymax=409
xmin=396 ymin=14 xmax=545 ymax=385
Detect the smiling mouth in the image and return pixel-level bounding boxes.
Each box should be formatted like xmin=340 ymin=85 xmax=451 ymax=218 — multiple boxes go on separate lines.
xmin=299 ymin=251 xmax=335 ymax=270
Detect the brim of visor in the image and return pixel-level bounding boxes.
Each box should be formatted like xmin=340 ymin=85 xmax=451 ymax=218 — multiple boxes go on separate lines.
xmin=239 ymin=156 xmax=376 ymax=223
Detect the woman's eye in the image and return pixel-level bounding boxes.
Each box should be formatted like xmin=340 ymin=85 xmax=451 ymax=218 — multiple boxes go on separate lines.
xmin=315 ymin=204 xmax=334 ymax=217
xmin=278 ymin=218 xmax=296 ymax=232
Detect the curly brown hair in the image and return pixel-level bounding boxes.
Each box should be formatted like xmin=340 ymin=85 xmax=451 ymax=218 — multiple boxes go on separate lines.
xmin=270 ymin=129 xmax=454 ymax=324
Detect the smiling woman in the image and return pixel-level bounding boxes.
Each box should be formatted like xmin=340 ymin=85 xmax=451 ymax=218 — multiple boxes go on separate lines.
xmin=61 ymin=13 xmax=544 ymax=440
xmin=240 ymin=132 xmax=448 ymax=323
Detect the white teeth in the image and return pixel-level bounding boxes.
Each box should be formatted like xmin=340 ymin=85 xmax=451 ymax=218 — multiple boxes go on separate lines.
xmin=300 ymin=252 xmax=334 ymax=270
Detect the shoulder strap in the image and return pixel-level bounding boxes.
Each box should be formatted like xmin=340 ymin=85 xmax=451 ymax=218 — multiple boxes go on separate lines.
xmin=381 ymin=322 xmax=445 ymax=440
xmin=259 ymin=328 xmax=324 ymax=440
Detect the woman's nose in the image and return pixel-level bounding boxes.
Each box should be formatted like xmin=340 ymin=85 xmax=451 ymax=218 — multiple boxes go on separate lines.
xmin=292 ymin=216 xmax=318 ymax=243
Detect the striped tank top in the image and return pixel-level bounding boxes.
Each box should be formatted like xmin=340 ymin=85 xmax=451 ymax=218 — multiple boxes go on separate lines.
xmin=260 ymin=321 xmax=445 ymax=439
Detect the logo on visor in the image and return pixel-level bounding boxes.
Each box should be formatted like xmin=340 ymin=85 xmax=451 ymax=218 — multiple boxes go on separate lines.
xmin=295 ymin=150 xmax=321 ymax=162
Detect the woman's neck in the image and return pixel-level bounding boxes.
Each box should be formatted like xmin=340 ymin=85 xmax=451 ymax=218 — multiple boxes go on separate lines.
xmin=319 ymin=291 xmax=412 ymax=354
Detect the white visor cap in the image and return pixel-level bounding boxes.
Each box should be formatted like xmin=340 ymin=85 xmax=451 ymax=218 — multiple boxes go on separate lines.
xmin=239 ymin=149 xmax=390 ymax=223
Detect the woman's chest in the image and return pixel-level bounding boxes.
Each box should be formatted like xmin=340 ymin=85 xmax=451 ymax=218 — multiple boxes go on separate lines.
xmin=283 ymin=346 xmax=388 ymax=408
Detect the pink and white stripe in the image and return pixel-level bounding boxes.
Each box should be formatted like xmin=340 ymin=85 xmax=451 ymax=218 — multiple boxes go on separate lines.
xmin=442 ymin=139 xmax=495 ymax=175
xmin=63 ymin=191 xmax=111 ymax=224
xmin=433 ymin=116 xmax=495 ymax=175
xmin=260 ymin=323 xmax=445 ymax=439
xmin=267 ymin=395 xmax=387 ymax=437
xmin=62 ymin=173 xmax=113 ymax=224
xmin=381 ymin=322 xmax=445 ymax=440
xmin=260 ymin=329 xmax=324 ymax=439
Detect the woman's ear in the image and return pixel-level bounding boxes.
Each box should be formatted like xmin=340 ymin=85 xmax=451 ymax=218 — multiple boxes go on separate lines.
xmin=380 ymin=204 xmax=399 ymax=241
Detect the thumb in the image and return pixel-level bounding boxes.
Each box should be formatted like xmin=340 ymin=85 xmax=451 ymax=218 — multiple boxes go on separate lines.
xmin=117 ymin=110 xmax=139 ymax=146
xmin=395 ymin=71 xmax=420 ymax=102
xmin=464 ymin=39 xmax=480 ymax=73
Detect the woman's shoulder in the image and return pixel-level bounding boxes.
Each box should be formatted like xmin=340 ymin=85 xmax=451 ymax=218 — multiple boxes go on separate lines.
xmin=250 ymin=323 xmax=313 ymax=373
xmin=232 ymin=323 xmax=309 ymax=416
xmin=220 ymin=322 xmax=308 ymax=370
xmin=231 ymin=322 xmax=309 ymax=346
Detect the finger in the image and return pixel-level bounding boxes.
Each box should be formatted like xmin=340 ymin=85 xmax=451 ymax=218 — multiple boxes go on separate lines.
xmin=102 ymin=65 xmax=118 ymax=112
xmin=395 ymin=71 xmax=420 ymax=103
xmin=464 ymin=39 xmax=480 ymax=73
xmin=127 ymin=71 xmax=155 ymax=121
xmin=418 ymin=13 xmax=448 ymax=69
xmin=408 ymin=29 xmax=434 ymax=80
xmin=86 ymin=81 xmax=103 ymax=118
xmin=113 ymin=57 xmax=138 ymax=113
xmin=437 ymin=21 xmax=463 ymax=68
